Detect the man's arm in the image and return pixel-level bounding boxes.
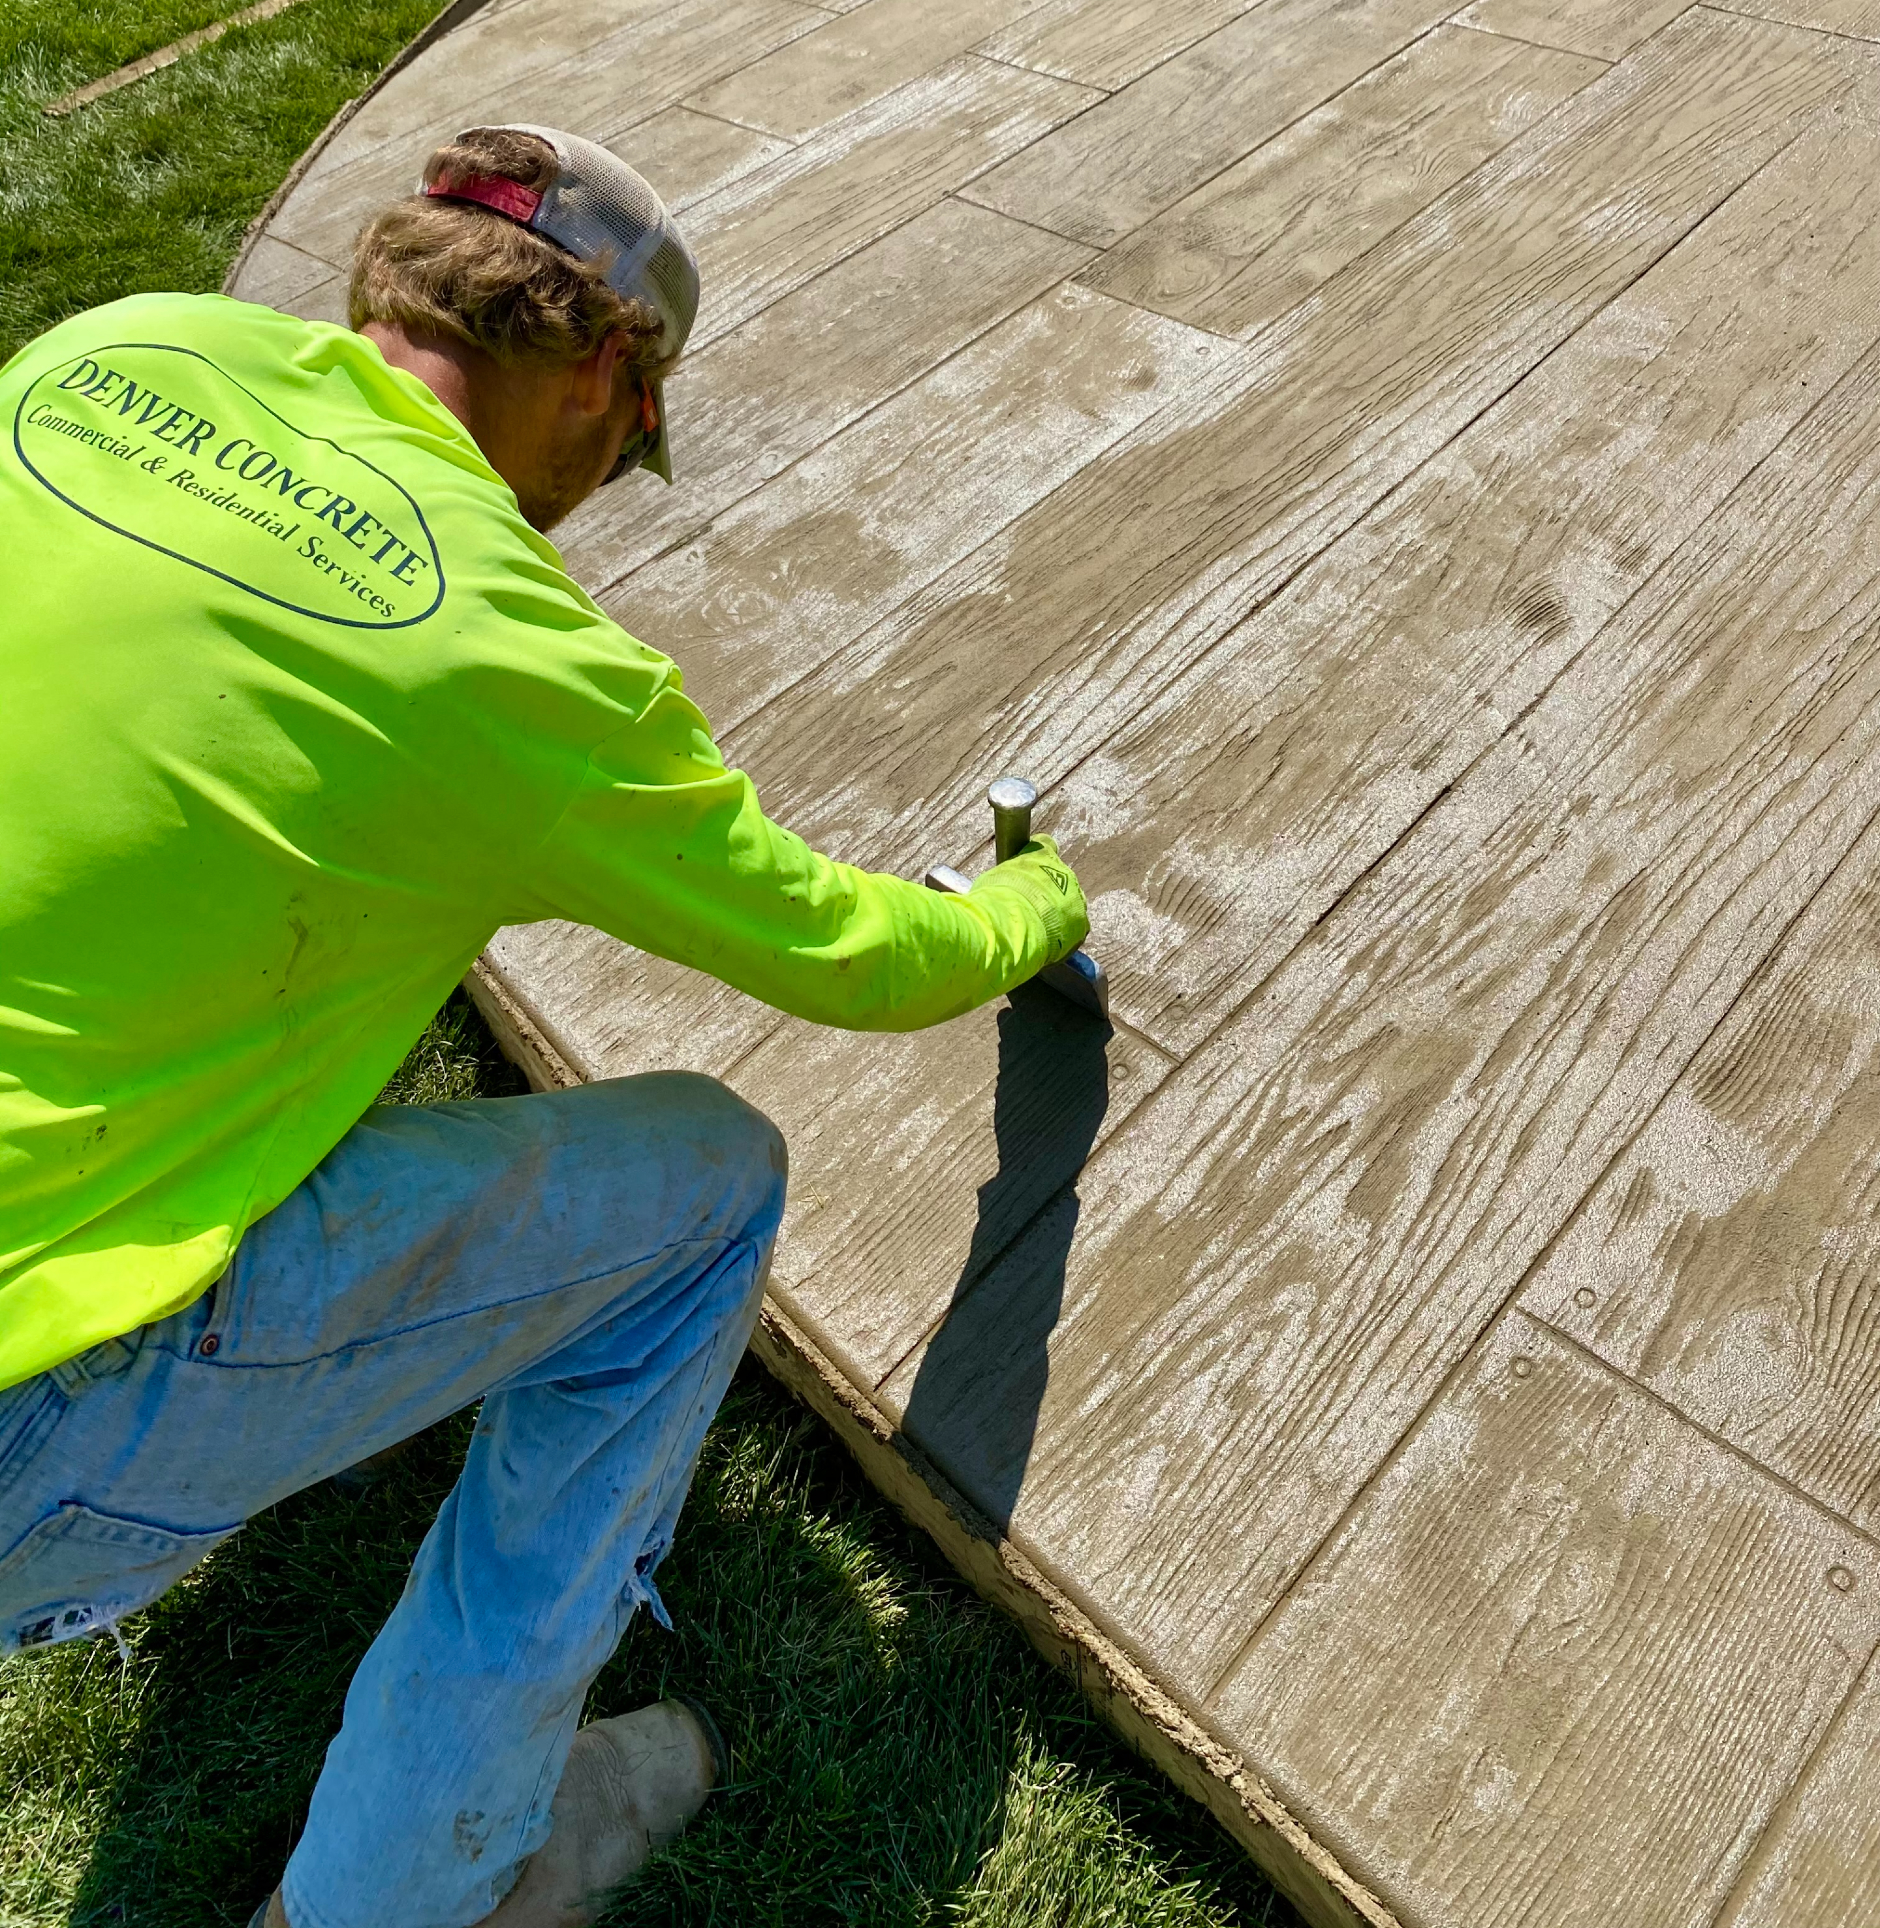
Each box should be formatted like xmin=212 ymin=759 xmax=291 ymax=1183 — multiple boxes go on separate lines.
xmin=519 ymin=672 xmax=1088 ymax=1031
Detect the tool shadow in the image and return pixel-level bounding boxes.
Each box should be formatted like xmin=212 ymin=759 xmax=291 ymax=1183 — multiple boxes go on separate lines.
xmin=897 ymin=978 xmax=1112 ymax=1536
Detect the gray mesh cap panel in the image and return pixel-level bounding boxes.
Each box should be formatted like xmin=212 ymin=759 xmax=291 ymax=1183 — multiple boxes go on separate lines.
xmin=487 ymin=124 xmax=700 ymax=365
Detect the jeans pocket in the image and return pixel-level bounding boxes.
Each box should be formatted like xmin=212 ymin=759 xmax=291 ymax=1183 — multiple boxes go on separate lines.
xmin=0 ymin=1378 xmax=63 ymax=1512
xmin=0 ymin=1501 xmax=241 ymax=1655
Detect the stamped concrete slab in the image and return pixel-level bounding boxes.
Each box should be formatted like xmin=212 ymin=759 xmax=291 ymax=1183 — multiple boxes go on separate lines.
xmin=271 ymin=0 xmax=828 ymax=265
xmin=1046 ymin=117 xmax=1880 ymax=1055
xmin=974 ymin=0 xmax=1264 ymax=91
xmin=960 ymin=0 xmax=1460 ymax=247
xmin=1724 ymin=0 xmax=1880 ymax=32
xmin=1210 ymin=1315 xmax=1880 ymax=1928
xmin=1452 ymin=0 xmax=1689 ymax=60
xmin=880 ymin=315 xmax=1880 ymax=1691
xmin=553 ymin=198 xmax=1093 ymax=593
xmin=611 ymin=281 xmax=1238 ymax=731
xmin=1715 ymin=1652 xmax=1880 ymax=1928
xmin=1082 ymin=25 xmax=1604 ymax=340
xmin=679 ymin=56 xmax=1101 ymax=345
xmin=707 ymin=12 xmax=1859 ymax=911
xmin=604 ymin=105 xmax=792 ymax=213
xmin=686 ymin=0 xmax=1043 ymax=139
xmin=237 ymin=0 xmax=1880 ymax=1919
xmin=1518 ymin=782 xmax=1880 ymax=1532
xmin=234 ymin=234 xmax=346 ymax=312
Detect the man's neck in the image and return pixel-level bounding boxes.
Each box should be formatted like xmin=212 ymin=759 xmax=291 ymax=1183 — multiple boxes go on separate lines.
xmin=359 ymin=321 xmax=484 ymax=437
xmin=356 ymin=319 xmax=607 ymax=532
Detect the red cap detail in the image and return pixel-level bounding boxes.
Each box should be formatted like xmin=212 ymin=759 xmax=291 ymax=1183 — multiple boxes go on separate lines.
xmin=424 ymin=173 xmax=543 ymax=224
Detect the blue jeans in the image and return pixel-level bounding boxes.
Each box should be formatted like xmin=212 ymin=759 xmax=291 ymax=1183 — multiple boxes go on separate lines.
xmin=0 ymin=1074 xmax=785 ymax=1928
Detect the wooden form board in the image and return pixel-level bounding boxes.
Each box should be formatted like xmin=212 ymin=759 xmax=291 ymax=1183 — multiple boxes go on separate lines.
xmin=231 ymin=0 xmax=1880 ymax=1921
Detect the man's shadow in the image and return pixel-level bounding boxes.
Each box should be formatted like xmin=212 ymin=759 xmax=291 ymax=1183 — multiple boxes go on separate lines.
xmin=898 ymin=978 xmax=1113 ymax=1534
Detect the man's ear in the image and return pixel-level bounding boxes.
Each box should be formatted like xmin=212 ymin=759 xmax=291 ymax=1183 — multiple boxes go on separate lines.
xmin=569 ymin=331 xmax=624 ymax=417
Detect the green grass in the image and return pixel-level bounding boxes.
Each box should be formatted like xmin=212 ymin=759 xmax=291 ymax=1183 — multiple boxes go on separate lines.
xmin=0 ymin=6 xmax=1302 ymax=1924
xmin=0 ymin=1342 xmax=1293 ymax=1928
xmin=0 ymin=0 xmax=448 ymax=365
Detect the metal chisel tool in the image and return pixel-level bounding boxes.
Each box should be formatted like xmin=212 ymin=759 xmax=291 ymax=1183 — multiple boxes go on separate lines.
xmin=923 ymin=777 xmax=1109 ymax=1018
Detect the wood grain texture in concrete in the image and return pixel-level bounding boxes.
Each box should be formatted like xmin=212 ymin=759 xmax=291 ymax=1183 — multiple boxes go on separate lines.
xmin=1210 ymin=1316 xmax=1880 ymax=1928
xmin=973 ymin=0 xmax=1264 ymax=90
xmin=231 ymin=1 xmax=1880 ymax=1920
xmin=1718 ymin=0 xmax=1880 ymax=35
xmin=1080 ymin=24 xmax=1606 ymax=340
xmin=1714 ymin=1650 xmax=1880 ymax=1927
xmin=959 ymin=0 xmax=1466 ymax=248
xmin=1452 ymin=0 xmax=1689 ymax=59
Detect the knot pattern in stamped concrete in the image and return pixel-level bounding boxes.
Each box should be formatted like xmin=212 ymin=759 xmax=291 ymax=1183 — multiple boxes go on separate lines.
xmin=230 ymin=3 xmax=1880 ymax=1922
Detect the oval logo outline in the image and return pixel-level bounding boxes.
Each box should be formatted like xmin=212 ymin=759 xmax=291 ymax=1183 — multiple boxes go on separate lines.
xmin=12 ymin=341 xmax=447 ymax=631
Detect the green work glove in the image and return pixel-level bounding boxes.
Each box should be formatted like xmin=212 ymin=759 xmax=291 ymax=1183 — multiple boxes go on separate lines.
xmin=971 ymin=833 xmax=1090 ymax=968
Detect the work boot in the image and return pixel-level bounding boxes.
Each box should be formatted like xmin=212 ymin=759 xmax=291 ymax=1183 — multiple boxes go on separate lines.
xmin=485 ymin=1699 xmax=725 ymax=1925
xmin=249 ymin=1699 xmax=725 ymax=1928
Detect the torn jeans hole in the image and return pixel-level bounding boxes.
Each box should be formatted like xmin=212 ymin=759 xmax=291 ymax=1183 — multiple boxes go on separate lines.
xmin=624 ymin=1540 xmax=673 ymax=1631
xmin=12 ymin=1598 xmax=132 ymax=1659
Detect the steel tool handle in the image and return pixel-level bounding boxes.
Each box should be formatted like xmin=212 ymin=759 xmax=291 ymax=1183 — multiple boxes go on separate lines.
xmin=988 ymin=776 xmax=1039 ymax=865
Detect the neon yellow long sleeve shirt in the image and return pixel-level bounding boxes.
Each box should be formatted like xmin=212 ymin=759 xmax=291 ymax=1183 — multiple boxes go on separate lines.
xmin=0 ymin=293 xmax=1085 ymax=1389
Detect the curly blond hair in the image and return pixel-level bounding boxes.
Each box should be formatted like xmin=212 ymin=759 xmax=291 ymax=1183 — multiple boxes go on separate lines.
xmin=349 ymin=128 xmax=670 ymax=369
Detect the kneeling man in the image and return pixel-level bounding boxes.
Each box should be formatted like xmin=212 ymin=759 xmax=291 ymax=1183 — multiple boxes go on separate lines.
xmin=0 ymin=125 xmax=1086 ymax=1928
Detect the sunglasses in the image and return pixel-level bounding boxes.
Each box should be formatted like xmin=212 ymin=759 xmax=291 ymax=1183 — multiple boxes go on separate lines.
xmin=602 ymin=373 xmax=657 ymax=487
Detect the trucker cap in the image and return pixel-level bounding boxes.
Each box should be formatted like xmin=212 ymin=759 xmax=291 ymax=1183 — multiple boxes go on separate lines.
xmin=422 ymin=124 xmax=699 ymax=483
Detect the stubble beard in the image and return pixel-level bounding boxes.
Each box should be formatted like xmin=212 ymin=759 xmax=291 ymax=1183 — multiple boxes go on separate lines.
xmin=518 ymin=412 xmax=615 ymax=532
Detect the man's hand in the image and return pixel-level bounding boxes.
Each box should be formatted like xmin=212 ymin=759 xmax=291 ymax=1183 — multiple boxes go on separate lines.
xmin=972 ymin=833 xmax=1090 ymax=966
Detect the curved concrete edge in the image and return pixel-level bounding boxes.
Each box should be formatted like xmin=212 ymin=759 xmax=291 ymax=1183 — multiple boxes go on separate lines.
xmin=220 ymin=0 xmax=499 ymax=299
xmin=465 ymin=958 xmax=1401 ymax=1928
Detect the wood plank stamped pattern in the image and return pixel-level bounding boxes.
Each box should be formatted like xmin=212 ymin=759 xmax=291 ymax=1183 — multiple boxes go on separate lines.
xmin=271 ymin=0 xmax=827 ymax=265
xmin=879 ymin=317 xmax=1880 ymax=1691
xmin=482 ymin=922 xmax=779 ymax=1086
xmin=1716 ymin=1651 xmax=1880 ymax=1928
xmin=553 ymin=198 xmax=1091 ymax=594
xmin=683 ymin=56 xmax=1101 ymax=344
xmin=250 ymin=0 xmax=1880 ymax=1917
xmin=614 ymin=282 xmax=1239 ymax=732
xmin=609 ymin=111 xmax=1880 ymax=1393
xmin=606 ymin=106 xmax=792 ymax=214
xmin=686 ymin=0 xmax=1042 ymax=139
xmin=962 ymin=0 xmax=1458 ymax=247
xmin=1517 ymin=810 xmax=1880 ymax=1533
xmin=1715 ymin=0 xmax=1880 ymax=35
xmin=747 ymin=988 xmax=1175 ymax=1402
xmin=234 ymin=234 xmax=345 ymax=313
xmin=1058 ymin=118 xmax=1880 ymax=1056
xmin=1209 ymin=1316 xmax=1880 ymax=1928
xmin=1083 ymin=24 xmax=1604 ymax=340
xmin=717 ymin=11 xmax=1858 ymax=906
xmin=499 ymin=291 xmax=1234 ymax=1259
xmin=1453 ymin=0 xmax=1690 ymax=61
xmin=974 ymin=0 xmax=1262 ymax=91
